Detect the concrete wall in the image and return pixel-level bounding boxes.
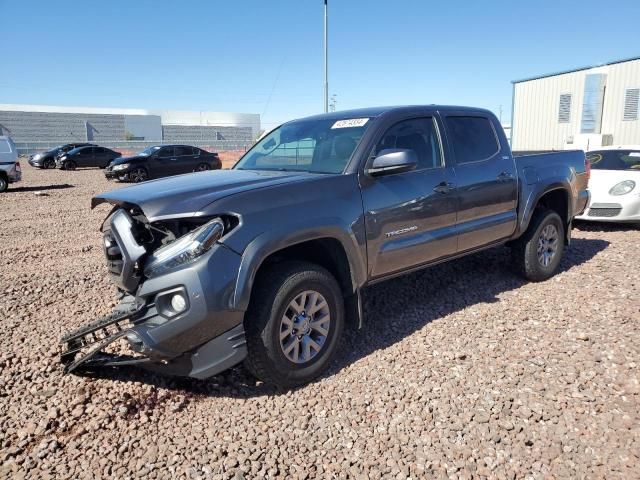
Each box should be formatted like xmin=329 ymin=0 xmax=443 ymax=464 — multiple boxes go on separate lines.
xmin=0 ymin=104 xmax=260 ymax=145
xmin=512 ymin=59 xmax=640 ymax=150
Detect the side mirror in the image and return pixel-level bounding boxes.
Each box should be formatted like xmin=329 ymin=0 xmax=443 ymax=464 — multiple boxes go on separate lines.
xmin=367 ymin=149 xmax=418 ymax=177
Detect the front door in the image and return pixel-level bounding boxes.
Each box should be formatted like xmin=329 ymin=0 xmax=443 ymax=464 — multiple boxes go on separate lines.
xmin=441 ymin=113 xmax=518 ymax=252
xmin=360 ymin=116 xmax=458 ymax=279
xmin=77 ymin=147 xmax=94 ymax=167
xmin=154 ymin=146 xmax=178 ymax=177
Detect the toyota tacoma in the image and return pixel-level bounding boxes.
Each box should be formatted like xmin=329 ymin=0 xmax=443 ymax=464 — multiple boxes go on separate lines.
xmin=61 ymin=106 xmax=590 ymax=388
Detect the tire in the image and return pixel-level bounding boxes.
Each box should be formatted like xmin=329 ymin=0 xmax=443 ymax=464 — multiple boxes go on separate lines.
xmin=511 ymin=208 xmax=565 ymax=282
xmin=244 ymin=261 xmax=345 ymax=389
xmin=0 ymin=175 xmax=8 ymax=193
xmin=64 ymin=160 xmax=77 ymax=171
xmin=195 ymin=163 xmax=211 ymax=172
xmin=129 ymin=167 xmax=148 ymax=183
xmin=44 ymin=158 xmax=56 ymax=169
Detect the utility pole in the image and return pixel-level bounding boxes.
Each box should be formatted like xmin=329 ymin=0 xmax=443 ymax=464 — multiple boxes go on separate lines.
xmin=323 ymin=0 xmax=329 ymax=113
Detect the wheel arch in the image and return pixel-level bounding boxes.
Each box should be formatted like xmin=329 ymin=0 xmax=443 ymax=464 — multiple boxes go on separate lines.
xmin=232 ymin=229 xmax=366 ymax=327
xmin=518 ymin=184 xmax=571 ymax=243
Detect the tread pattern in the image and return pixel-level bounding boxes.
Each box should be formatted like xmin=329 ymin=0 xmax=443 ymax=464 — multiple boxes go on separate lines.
xmin=244 ymin=261 xmax=344 ymax=389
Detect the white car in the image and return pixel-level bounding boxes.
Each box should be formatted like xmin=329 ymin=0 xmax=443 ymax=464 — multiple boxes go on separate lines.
xmin=576 ymin=146 xmax=640 ymax=223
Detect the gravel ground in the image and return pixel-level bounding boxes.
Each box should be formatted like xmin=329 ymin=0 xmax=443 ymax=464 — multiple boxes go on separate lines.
xmin=1 ymin=162 xmax=639 ymax=479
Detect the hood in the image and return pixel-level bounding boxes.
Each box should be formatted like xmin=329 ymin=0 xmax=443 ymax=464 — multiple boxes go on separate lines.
xmin=92 ymin=169 xmax=326 ymax=221
xmin=110 ymin=155 xmax=142 ymax=165
xmin=588 ymin=169 xmax=640 ymax=198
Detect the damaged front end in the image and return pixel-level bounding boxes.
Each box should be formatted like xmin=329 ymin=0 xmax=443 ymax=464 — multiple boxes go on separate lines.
xmin=60 ymin=206 xmax=247 ymax=379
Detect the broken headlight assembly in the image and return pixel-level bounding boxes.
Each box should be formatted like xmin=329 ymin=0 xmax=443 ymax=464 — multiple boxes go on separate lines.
xmin=144 ymin=218 xmax=225 ymax=278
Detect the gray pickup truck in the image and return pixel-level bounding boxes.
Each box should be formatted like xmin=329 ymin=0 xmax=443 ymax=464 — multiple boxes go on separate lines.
xmin=61 ymin=106 xmax=590 ymax=388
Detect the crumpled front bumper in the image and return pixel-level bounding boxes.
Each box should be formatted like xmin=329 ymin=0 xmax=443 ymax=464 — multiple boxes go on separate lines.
xmin=60 ymin=212 xmax=248 ymax=379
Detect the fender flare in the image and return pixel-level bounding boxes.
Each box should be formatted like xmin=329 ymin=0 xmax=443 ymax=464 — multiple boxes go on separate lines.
xmin=517 ymin=181 xmax=572 ymax=239
xmin=231 ymin=222 xmax=367 ymax=312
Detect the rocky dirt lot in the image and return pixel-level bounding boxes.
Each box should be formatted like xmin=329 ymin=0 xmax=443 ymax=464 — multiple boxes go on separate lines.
xmin=1 ymin=162 xmax=639 ymax=479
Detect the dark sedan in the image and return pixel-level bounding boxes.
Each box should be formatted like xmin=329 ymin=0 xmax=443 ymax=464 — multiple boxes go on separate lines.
xmin=105 ymin=145 xmax=221 ymax=182
xmin=29 ymin=143 xmax=95 ymax=169
xmin=57 ymin=146 xmax=121 ymax=170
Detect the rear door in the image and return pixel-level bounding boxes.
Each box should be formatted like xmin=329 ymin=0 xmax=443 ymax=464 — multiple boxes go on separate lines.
xmin=93 ymin=147 xmax=110 ymax=167
xmin=441 ymin=113 xmax=517 ymax=252
xmin=175 ymin=145 xmax=197 ymax=173
xmin=360 ymin=115 xmax=458 ymax=279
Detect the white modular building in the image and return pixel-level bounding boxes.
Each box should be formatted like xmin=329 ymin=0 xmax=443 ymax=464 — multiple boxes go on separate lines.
xmin=511 ymin=56 xmax=640 ymax=151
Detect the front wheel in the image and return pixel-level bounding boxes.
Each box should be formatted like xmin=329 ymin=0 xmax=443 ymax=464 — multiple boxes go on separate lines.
xmin=511 ymin=208 xmax=565 ymax=282
xmin=129 ymin=167 xmax=148 ymax=183
xmin=244 ymin=261 xmax=344 ymax=389
xmin=195 ymin=163 xmax=211 ymax=172
xmin=63 ymin=160 xmax=77 ymax=170
xmin=44 ymin=158 xmax=56 ymax=169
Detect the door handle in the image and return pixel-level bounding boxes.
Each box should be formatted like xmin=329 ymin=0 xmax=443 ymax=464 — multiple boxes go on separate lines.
xmin=433 ymin=181 xmax=455 ymax=194
xmin=497 ymin=171 xmax=514 ymax=181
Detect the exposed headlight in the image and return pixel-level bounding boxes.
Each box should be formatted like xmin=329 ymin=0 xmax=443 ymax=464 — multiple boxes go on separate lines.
xmin=112 ymin=163 xmax=130 ymax=171
xmin=144 ymin=218 xmax=224 ymax=278
xmin=33 ymin=153 xmax=42 ymax=160
xmin=609 ymin=180 xmax=636 ymax=196
xmin=59 ymin=155 xmax=67 ymax=161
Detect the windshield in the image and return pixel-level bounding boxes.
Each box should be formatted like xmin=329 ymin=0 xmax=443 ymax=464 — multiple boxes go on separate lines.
xmin=234 ymin=117 xmax=371 ymax=174
xmin=139 ymin=146 xmax=161 ymax=156
xmin=588 ymin=150 xmax=640 ymax=171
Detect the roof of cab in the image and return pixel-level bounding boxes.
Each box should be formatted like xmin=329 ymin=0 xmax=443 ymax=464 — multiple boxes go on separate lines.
xmin=291 ymin=105 xmax=495 ymax=123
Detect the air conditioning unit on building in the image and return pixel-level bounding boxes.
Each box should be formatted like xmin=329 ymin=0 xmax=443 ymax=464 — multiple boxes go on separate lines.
xmin=564 ymin=133 xmax=613 ymax=151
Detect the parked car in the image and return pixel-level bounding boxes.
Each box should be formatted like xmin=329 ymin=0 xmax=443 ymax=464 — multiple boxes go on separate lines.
xmin=0 ymin=136 xmax=21 ymax=193
xmin=61 ymin=105 xmax=590 ymax=388
xmin=57 ymin=146 xmax=121 ymax=170
xmin=575 ymin=146 xmax=640 ymax=223
xmin=29 ymin=143 xmax=95 ymax=169
xmin=104 ymin=145 xmax=221 ymax=182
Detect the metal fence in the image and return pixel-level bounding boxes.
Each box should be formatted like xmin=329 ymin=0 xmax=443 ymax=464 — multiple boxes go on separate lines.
xmin=15 ymin=140 xmax=254 ymax=156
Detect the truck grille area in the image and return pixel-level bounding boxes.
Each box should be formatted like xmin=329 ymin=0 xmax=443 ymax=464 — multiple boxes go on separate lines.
xmin=588 ymin=203 xmax=622 ymax=218
xmin=103 ymin=231 xmax=124 ymax=277
xmin=103 ymin=209 xmax=148 ymax=292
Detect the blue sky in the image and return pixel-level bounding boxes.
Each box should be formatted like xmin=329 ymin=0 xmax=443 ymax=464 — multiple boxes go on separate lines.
xmin=1 ymin=0 xmax=638 ymax=129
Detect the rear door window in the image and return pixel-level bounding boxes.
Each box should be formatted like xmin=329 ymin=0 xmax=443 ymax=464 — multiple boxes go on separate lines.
xmin=175 ymin=146 xmax=193 ymax=157
xmin=445 ymin=116 xmax=500 ymax=164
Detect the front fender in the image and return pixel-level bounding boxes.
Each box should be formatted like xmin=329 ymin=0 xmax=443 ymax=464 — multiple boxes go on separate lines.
xmin=232 ymin=222 xmax=367 ymax=312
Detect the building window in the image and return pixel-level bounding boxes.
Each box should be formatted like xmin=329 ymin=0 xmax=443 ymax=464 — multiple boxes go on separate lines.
xmin=558 ymin=94 xmax=572 ymax=123
xmin=580 ymin=73 xmax=607 ymax=133
xmin=623 ymin=88 xmax=639 ymax=121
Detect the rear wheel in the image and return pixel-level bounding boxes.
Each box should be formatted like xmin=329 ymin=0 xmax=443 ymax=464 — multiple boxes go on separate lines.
xmin=244 ymin=261 xmax=344 ymax=389
xmin=129 ymin=167 xmax=148 ymax=183
xmin=195 ymin=163 xmax=211 ymax=172
xmin=511 ymin=208 xmax=564 ymax=281
xmin=0 ymin=175 xmax=8 ymax=193
xmin=63 ymin=160 xmax=77 ymax=170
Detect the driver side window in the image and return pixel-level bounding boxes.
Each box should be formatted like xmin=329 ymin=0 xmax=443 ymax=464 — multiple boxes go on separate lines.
xmin=158 ymin=147 xmax=174 ymax=158
xmin=374 ymin=117 xmax=442 ymax=170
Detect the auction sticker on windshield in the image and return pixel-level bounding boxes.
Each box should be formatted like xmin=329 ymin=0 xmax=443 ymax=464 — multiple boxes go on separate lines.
xmin=331 ymin=118 xmax=369 ymax=129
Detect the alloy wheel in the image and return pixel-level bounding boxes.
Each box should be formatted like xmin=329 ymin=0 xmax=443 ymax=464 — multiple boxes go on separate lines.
xmin=130 ymin=168 xmax=148 ymax=182
xmin=279 ymin=290 xmax=331 ymax=364
xmin=537 ymin=224 xmax=559 ymax=267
